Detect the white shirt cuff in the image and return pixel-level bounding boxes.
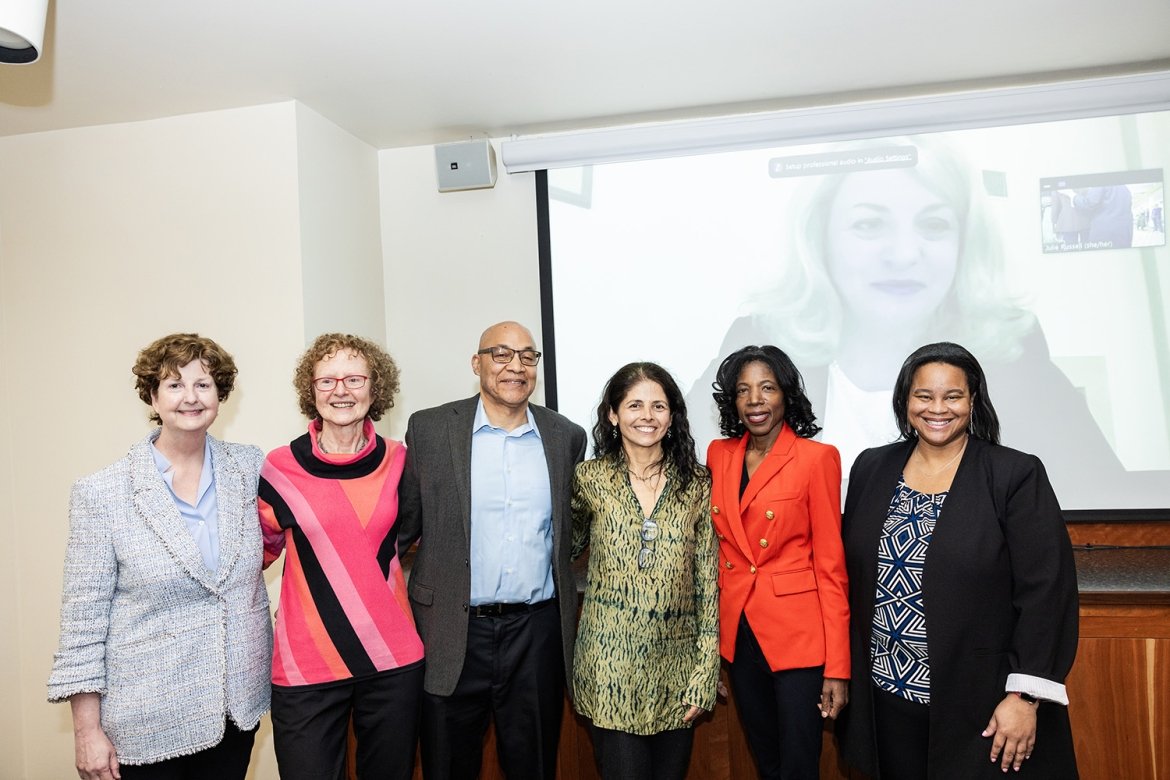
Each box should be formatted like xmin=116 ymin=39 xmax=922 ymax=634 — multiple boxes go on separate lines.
xmin=1005 ymin=673 xmax=1068 ymax=705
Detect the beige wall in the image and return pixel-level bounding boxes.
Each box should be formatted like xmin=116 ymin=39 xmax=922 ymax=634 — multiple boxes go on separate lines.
xmin=378 ymin=142 xmax=544 ymax=439
xmin=0 ymin=99 xmax=405 ymax=778
xmin=0 ymin=256 xmax=24 ymax=771
xmin=295 ymin=103 xmax=387 ymax=345
xmin=0 ymin=94 xmax=544 ymax=775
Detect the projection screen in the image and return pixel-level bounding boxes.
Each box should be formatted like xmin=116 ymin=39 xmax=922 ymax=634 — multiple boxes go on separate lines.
xmin=540 ymin=109 xmax=1170 ymax=512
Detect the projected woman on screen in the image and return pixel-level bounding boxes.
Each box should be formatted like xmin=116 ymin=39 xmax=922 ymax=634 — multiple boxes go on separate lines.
xmin=689 ymin=134 xmax=1125 ymax=493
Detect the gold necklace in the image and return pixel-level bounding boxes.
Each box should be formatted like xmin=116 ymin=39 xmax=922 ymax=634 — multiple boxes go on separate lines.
xmin=628 ymin=468 xmax=663 ymax=488
xmin=747 ymin=434 xmax=777 ymax=459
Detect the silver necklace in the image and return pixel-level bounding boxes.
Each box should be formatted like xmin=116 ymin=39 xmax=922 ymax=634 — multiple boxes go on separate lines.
xmin=320 ymin=434 xmax=367 ymax=454
xmin=914 ymin=440 xmax=967 ymax=476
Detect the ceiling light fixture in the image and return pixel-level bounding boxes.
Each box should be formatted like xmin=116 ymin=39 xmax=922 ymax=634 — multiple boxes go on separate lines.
xmin=0 ymin=0 xmax=48 ymax=64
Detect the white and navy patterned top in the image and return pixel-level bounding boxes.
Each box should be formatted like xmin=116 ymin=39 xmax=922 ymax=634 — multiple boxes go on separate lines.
xmin=870 ymin=477 xmax=946 ymax=705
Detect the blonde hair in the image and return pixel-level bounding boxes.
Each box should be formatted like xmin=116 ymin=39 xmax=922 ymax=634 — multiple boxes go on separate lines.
xmin=751 ymin=134 xmax=1033 ymax=364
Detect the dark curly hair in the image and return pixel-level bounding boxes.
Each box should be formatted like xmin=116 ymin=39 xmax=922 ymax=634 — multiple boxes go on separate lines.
xmin=892 ymin=342 xmax=1000 ymax=444
xmin=293 ymin=333 xmax=400 ymax=421
xmin=592 ymin=362 xmax=706 ymax=493
xmin=133 ymin=333 xmax=238 ymax=425
xmin=712 ymin=345 xmax=821 ymax=439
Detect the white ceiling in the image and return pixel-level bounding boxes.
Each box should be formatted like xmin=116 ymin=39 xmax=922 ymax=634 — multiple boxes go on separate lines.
xmin=1 ymin=0 xmax=1169 ymax=148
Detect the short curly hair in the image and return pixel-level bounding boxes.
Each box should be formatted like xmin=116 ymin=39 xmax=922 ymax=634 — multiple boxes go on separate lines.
xmin=293 ymin=333 xmax=400 ymax=421
xmin=133 ymin=333 xmax=238 ymax=425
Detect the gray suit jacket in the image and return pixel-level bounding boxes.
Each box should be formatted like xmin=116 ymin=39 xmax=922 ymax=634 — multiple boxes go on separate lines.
xmin=398 ymin=396 xmax=588 ymax=696
xmin=48 ymin=431 xmax=273 ymax=765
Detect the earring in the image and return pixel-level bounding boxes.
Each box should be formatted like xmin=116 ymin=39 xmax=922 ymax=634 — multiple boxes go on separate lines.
xmin=611 ymin=427 xmax=618 ymax=440
xmin=666 ymin=429 xmax=672 ymax=440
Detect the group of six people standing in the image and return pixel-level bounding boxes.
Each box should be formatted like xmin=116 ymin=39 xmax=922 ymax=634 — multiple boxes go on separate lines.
xmin=50 ymin=320 xmax=1079 ymax=780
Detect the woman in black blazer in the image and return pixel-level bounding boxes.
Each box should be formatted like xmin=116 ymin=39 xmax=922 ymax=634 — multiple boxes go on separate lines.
xmin=836 ymin=342 xmax=1079 ymax=779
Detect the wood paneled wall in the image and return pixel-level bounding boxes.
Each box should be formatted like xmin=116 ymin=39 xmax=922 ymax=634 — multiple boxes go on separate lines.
xmin=1066 ymin=520 xmax=1170 ymax=547
xmin=1071 ymin=598 xmax=1170 ymax=778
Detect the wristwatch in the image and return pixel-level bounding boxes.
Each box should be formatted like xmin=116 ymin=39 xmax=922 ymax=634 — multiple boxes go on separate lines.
xmin=1012 ymin=691 xmax=1040 ymax=704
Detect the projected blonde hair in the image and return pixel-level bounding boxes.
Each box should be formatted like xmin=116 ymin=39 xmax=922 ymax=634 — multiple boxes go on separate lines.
xmin=750 ymin=134 xmax=1033 ymax=365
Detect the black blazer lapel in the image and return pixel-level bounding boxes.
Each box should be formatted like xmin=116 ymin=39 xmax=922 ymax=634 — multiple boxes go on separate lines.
xmin=931 ymin=436 xmax=986 ymax=520
xmin=847 ymin=440 xmax=915 ymax=573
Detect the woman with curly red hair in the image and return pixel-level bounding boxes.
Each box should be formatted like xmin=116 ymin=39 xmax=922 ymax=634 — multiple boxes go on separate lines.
xmin=259 ymin=333 xmax=424 ymax=780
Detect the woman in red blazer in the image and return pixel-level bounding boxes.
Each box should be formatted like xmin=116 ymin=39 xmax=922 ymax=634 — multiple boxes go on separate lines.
xmin=707 ymin=345 xmax=850 ymax=780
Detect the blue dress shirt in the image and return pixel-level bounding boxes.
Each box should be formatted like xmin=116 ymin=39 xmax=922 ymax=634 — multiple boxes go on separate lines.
xmin=151 ymin=436 xmax=219 ymax=572
xmin=469 ymin=399 xmax=555 ymax=605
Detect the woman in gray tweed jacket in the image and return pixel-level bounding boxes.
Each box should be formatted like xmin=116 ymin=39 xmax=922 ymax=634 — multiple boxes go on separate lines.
xmin=48 ymin=334 xmax=272 ymax=780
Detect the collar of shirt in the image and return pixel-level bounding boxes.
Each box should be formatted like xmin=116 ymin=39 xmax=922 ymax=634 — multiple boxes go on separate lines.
xmin=151 ymin=435 xmax=220 ymax=572
xmin=472 ymin=397 xmax=543 ymax=440
xmin=469 ymin=397 xmax=554 ymax=605
xmin=151 ymin=435 xmax=215 ymax=506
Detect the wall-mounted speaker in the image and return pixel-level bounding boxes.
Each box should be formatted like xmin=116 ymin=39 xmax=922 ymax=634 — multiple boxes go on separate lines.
xmin=434 ymin=140 xmax=498 ymax=192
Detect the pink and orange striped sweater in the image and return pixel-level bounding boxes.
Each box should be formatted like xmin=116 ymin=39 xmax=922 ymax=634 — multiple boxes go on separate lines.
xmin=258 ymin=421 xmax=424 ymax=687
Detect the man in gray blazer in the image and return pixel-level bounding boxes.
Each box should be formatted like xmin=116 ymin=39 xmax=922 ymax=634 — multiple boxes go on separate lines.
xmin=398 ymin=320 xmax=587 ymax=780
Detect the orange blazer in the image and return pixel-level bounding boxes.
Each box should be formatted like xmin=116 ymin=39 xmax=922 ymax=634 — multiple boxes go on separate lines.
xmin=707 ymin=424 xmax=850 ymax=678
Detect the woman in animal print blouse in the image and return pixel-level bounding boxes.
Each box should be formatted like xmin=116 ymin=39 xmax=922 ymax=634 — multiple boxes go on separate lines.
xmin=570 ymin=361 xmax=719 ymax=780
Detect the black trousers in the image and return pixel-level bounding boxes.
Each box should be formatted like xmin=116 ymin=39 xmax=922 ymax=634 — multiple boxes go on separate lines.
xmin=589 ymin=724 xmax=695 ymax=780
xmin=118 ymin=720 xmax=256 ymax=780
xmin=421 ymin=599 xmax=563 ymax=780
xmin=872 ymin=685 xmax=930 ymax=780
xmin=727 ymin=616 xmax=824 ymax=780
xmin=271 ymin=662 xmax=424 ymax=780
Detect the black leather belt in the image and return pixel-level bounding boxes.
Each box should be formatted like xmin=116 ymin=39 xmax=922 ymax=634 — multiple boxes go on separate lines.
xmin=469 ymin=598 xmax=555 ymax=618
